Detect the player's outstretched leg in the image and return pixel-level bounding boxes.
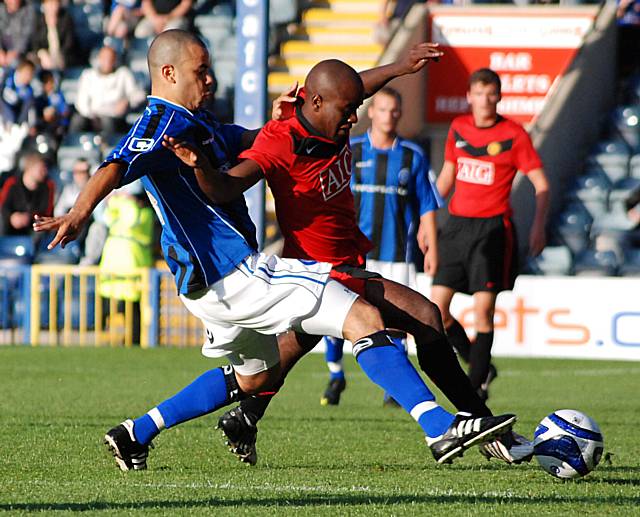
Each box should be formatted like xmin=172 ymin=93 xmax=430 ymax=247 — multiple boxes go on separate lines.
xmin=352 ymin=330 xmax=517 ymax=463
xmin=427 ymin=412 xmax=517 ymax=464
xmin=321 ymin=336 xmax=347 ymax=406
xmin=104 ymin=365 xmax=246 ymax=471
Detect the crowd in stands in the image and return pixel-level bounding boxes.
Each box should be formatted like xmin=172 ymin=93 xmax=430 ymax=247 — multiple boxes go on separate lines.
xmin=0 ymin=0 xmax=637 ymax=279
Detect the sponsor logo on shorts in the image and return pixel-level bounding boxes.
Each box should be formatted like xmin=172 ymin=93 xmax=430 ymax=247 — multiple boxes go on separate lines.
xmin=456 ymin=157 xmax=495 ymax=185
xmin=206 ymin=328 xmax=214 ymax=344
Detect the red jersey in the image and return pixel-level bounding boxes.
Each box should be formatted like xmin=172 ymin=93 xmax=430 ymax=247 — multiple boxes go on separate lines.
xmin=239 ymin=109 xmax=372 ymax=266
xmin=444 ymin=114 xmax=542 ymax=218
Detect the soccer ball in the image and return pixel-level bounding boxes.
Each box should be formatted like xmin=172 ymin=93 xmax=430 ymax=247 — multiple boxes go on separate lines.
xmin=533 ymin=409 xmax=604 ymax=479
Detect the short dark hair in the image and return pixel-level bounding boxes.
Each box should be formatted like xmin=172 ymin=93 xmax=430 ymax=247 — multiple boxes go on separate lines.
xmin=468 ymin=68 xmax=501 ymax=93
xmin=375 ymin=86 xmax=402 ymax=107
xmin=16 ymin=58 xmax=36 ymax=72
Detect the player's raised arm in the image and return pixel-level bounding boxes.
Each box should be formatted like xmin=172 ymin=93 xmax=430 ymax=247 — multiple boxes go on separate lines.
xmin=359 ymin=42 xmax=443 ymax=98
xmin=162 ymin=135 xmax=263 ymax=204
xmin=33 ymin=162 xmax=124 ymax=249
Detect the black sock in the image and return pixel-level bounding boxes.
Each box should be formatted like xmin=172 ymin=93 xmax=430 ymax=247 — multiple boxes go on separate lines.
xmin=415 ymin=332 xmax=492 ymax=417
xmin=239 ymin=376 xmax=284 ymax=422
xmin=446 ymin=318 xmax=472 ymax=364
xmin=469 ymin=331 xmax=494 ymax=390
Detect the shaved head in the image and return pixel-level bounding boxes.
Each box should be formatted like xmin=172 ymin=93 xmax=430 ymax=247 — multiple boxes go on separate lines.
xmin=305 ymin=59 xmax=363 ymax=103
xmin=147 ymin=29 xmax=212 ymax=111
xmin=302 ymin=60 xmax=364 ymax=141
xmin=148 ymin=29 xmax=206 ymax=79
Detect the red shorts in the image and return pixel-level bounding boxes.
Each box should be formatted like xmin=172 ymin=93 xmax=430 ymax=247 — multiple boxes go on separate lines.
xmin=329 ymin=265 xmax=382 ymax=297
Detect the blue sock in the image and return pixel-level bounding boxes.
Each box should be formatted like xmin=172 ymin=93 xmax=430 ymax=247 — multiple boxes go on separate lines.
xmin=325 ymin=336 xmax=345 ymax=381
xmin=354 ymin=332 xmax=455 ymax=438
xmin=133 ymin=367 xmax=233 ymax=445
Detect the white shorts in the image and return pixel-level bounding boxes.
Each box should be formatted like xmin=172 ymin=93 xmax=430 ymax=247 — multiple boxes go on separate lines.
xmin=365 ymin=259 xmax=417 ymax=290
xmin=180 ymin=253 xmax=358 ymax=375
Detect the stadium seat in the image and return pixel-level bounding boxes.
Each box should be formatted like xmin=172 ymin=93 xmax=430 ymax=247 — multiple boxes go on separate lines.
xmin=0 ymin=236 xmax=35 ymax=266
xmin=531 ymin=245 xmax=573 ymax=276
xmin=573 ymin=249 xmax=618 ymax=277
xmin=59 ymin=66 xmax=84 ymax=106
xmin=570 ymin=169 xmax=611 ymax=218
xmin=33 ymin=236 xmax=81 ymax=265
xmin=629 ymin=154 xmax=640 ymax=180
xmin=618 ymin=248 xmax=640 ymax=276
xmin=57 ymin=133 xmax=103 ymax=173
xmin=611 ymin=105 xmax=640 ymax=150
xmin=555 ymin=202 xmax=593 ymax=255
xmin=608 ymin=177 xmax=640 ymax=214
xmin=585 ymin=139 xmax=630 ymax=183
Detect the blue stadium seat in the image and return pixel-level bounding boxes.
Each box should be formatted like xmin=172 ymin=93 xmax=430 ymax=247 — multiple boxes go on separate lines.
xmin=59 ymin=66 xmax=84 ymax=106
xmin=33 ymin=237 xmax=81 ymax=265
xmin=57 ymin=133 xmax=103 ymax=173
xmin=570 ymin=169 xmax=611 ymax=218
xmin=629 ymin=154 xmax=640 ymax=180
xmin=619 ymin=248 xmax=640 ymax=276
xmin=611 ymin=105 xmax=640 ymax=150
xmin=0 ymin=236 xmax=35 ymax=265
xmin=573 ymin=249 xmax=618 ymax=277
xmin=608 ymin=177 xmax=640 ymax=214
xmin=555 ymin=202 xmax=592 ymax=255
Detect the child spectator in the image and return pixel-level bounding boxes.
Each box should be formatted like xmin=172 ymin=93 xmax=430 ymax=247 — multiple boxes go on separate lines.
xmin=0 ymin=58 xmax=36 ymax=126
xmin=34 ymin=70 xmax=70 ymax=143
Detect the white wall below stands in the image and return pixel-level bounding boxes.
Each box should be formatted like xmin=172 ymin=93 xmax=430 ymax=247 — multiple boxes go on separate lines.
xmin=314 ymin=275 xmax=640 ymax=362
xmin=414 ymin=274 xmax=640 ymax=361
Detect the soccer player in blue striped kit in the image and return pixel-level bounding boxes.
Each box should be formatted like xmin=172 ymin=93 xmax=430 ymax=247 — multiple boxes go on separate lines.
xmin=33 ymin=30 xmax=516 ymax=470
xmin=321 ymin=86 xmax=444 ymax=407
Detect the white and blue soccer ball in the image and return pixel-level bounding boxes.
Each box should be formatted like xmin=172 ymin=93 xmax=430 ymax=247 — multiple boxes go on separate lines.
xmin=533 ymin=409 xmax=604 ymax=479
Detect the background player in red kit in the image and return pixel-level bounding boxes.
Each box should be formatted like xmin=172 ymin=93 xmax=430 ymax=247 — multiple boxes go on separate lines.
xmin=431 ymin=68 xmax=550 ymax=402
xmin=164 ymin=56 xmax=527 ymax=465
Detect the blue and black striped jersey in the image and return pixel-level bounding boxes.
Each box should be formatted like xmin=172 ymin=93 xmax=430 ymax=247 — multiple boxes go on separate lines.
xmin=103 ymin=96 xmax=258 ymax=295
xmin=350 ymin=132 xmax=442 ymax=263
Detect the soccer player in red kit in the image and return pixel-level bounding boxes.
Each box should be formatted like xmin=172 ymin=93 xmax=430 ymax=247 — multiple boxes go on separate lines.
xmin=164 ymin=56 xmax=526 ymax=465
xmin=431 ymin=68 xmax=550 ymax=403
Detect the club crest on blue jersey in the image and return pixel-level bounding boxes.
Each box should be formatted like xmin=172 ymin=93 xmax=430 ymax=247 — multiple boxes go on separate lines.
xmin=398 ymin=168 xmax=410 ymax=186
xmin=128 ymin=137 xmax=156 ymax=153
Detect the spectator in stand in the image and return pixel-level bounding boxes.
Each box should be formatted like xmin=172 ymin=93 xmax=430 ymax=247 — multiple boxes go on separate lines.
xmin=0 ymin=0 xmax=37 ymax=68
xmin=34 ymin=69 xmax=70 ymax=144
xmin=54 ymin=158 xmax=91 ymax=217
xmin=30 ymin=0 xmax=85 ymax=72
xmin=134 ymin=0 xmax=194 ymax=39
xmin=0 ymin=58 xmax=36 ymax=126
xmin=106 ymin=0 xmax=143 ymax=42
xmin=70 ymin=45 xmax=146 ymax=139
xmin=0 ymin=152 xmax=55 ymax=237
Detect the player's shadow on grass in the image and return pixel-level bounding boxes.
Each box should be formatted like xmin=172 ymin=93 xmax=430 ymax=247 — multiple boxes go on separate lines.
xmin=3 ymin=493 xmax=640 ymax=512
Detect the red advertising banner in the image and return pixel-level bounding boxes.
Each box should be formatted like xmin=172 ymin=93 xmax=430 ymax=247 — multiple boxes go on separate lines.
xmin=427 ymin=9 xmax=597 ymax=124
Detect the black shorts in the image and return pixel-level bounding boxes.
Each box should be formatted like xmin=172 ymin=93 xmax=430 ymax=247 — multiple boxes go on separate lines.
xmin=432 ymin=214 xmax=518 ymax=295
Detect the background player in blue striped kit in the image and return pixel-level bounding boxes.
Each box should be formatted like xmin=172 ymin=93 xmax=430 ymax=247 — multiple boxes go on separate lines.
xmin=322 ymin=87 xmax=444 ymax=407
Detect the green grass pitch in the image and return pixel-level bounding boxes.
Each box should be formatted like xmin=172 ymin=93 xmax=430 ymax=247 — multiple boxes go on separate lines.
xmin=1 ymin=346 xmax=639 ymax=515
